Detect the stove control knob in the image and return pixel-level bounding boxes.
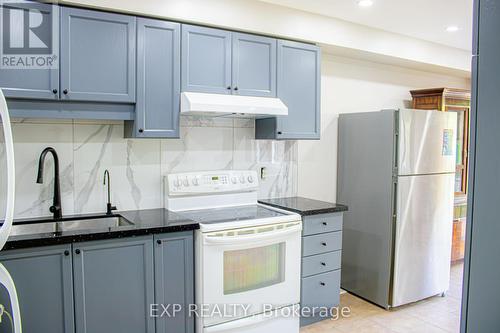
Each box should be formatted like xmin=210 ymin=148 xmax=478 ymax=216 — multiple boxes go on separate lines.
xmin=192 ymin=177 xmax=199 ymax=186
xmin=173 ymin=178 xmax=180 ymax=187
xmin=239 ymin=176 xmax=246 ymax=184
xmin=247 ymin=175 xmax=254 ymax=183
xmin=231 ymin=177 xmax=237 ymax=184
xmin=183 ymin=178 xmax=189 ymax=187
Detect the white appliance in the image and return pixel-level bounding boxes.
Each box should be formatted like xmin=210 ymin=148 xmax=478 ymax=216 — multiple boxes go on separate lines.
xmin=338 ymin=109 xmax=457 ymax=308
xmin=180 ymin=92 xmax=288 ymax=118
xmin=0 ymin=89 xmax=22 ymax=332
xmin=165 ymin=170 xmax=302 ymax=333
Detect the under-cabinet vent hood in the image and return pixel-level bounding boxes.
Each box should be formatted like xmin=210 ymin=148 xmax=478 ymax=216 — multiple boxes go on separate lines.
xmin=181 ymin=92 xmax=288 ymax=118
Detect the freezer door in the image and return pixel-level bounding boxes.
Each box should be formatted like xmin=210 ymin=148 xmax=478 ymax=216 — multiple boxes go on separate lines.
xmin=398 ymin=109 xmax=457 ymax=175
xmin=392 ymin=173 xmax=454 ymax=307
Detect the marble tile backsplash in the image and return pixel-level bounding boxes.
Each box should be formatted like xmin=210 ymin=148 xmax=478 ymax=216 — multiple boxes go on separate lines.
xmin=0 ymin=116 xmax=297 ymax=219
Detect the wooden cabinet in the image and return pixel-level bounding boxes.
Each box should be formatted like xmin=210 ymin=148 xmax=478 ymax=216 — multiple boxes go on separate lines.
xmin=300 ymin=212 xmax=343 ymax=327
xmin=231 ymin=33 xmax=277 ymax=97
xmin=181 ymin=25 xmax=232 ymax=94
xmin=256 ymin=40 xmax=321 ymax=140
xmin=154 ymin=232 xmax=194 ymax=333
xmin=72 ymin=236 xmax=155 ymax=333
xmin=60 ymin=7 xmax=136 ymax=103
xmin=181 ymin=25 xmax=277 ymax=97
xmin=0 ymin=232 xmax=195 ymax=333
xmin=0 ymin=4 xmax=320 ymax=138
xmin=0 ymin=245 xmax=75 ymax=333
xmin=126 ymin=18 xmax=181 ymax=138
xmin=0 ymin=2 xmax=59 ymax=100
xmin=411 ymin=87 xmax=471 ymax=262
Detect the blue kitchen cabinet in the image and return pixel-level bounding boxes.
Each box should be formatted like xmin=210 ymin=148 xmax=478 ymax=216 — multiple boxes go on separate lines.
xmin=231 ymin=33 xmax=277 ymax=97
xmin=300 ymin=213 xmax=343 ymax=326
xmin=255 ymin=40 xmax=321 ymax=140
xmin=154 ymin=232 xmax=194 ymax=333
xmin=72 ymin=236 xmax=155 ymax=333
xmin=0 ymin=2 xmax=59 ymax=100
xmin=125 ymin=18 xmax=181 ymax=138
xmin=181 ymin=25 xmax=278 ymax=97
xmin=60 ymin=7 xmax=136 ymax=103
xmin=182 ymin=25 xmax=232 ymax=94
xmin=0 ymin=244 xmax=74 ymax=333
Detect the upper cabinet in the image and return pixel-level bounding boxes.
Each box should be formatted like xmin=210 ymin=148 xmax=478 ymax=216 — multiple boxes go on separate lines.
xmin=181 ymin=25 xmax=232 ymax=94
xmin=126 ymin=18 xmax=181 ymax=138
xmin=256 ymin=40 xmax=321 ymax=140
xmin=181 ymin=25 xmax=277 ymax=97
xmin=0 ymin=2 xmax=59 ymax=100
xmin=0 ymin=5 xmax=136 ymax=105
xmin=232 ymin=33 xmax=277 ymax=97
xmin=60 ymin=7 xmax=136 ymax=103
xmin=0 ymin=4 xmax=320 ymax=140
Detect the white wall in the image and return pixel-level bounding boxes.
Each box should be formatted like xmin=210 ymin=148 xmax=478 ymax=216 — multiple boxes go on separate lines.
xmin=297 ymin=55 xmax=471 ymax=203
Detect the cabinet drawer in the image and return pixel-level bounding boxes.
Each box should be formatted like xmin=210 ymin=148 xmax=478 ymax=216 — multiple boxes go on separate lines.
xmin=301 ymin=270 xmax=340 ymax=309
xmin=302 ymin=251 xmax=341 ymax=277
xmin=303 ymin=231 xmax=342 ymax=256
xmin=303 ymin=213 xmax=343 ymax=236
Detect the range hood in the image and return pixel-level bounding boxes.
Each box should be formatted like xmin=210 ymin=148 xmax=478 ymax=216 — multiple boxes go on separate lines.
xmin=181 ymin=92 xmax=288 ymax=118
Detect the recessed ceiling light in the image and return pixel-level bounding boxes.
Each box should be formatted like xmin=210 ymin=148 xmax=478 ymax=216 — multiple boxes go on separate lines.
xmin=357 ymin=0 xmax=374 ymax=7
xmin=446 ymin=25 xmax=459 ymax=32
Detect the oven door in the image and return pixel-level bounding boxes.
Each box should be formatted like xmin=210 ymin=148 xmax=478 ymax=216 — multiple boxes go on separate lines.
xmin=199 ymin=220 xmax=302 ymax=327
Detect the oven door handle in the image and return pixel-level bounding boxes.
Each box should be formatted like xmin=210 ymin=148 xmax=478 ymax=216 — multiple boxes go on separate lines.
xmin=204 ymin=223 xmax=302 ymax=245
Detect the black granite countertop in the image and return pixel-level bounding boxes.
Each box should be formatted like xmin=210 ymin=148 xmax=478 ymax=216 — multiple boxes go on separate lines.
xmin=259 ymin=197 xmax=348 ymax=216
xmin=2 ymin=209 xmax=199 ymax=250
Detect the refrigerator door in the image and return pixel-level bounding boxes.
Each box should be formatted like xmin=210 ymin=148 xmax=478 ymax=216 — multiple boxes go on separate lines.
xmin=0 ymin=89 xmax=22 ymax=332
xmin=391 ymin=173 xmax=454 ymax=307
xmin=398 ymin=109 xmax=457 ymax=175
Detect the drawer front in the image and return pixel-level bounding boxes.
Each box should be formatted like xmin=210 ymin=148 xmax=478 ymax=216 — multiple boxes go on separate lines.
xmin=301 ymin=270 xmax=340 ymax=309
xmin=302 ymin=231 xmax=342 ymax=256
xmin=303 ymin=213 xmax=343 ymax=236
xmin=302 ymin=251 xmax=341 ymax=277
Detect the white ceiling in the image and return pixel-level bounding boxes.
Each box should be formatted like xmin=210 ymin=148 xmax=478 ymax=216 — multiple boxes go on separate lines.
xmin=258 ymin=0 xmax=473 ymax=51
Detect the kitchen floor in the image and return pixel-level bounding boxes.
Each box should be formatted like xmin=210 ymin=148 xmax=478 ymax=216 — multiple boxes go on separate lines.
xmin=301 ymin=263 xmax=464 ymax=333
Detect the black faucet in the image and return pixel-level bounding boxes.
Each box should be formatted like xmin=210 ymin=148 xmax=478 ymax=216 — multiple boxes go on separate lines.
xmin=103 ymin=170 xmax=117 ymax=215
xmin=37 ymin=147 xmax=62 ymax=220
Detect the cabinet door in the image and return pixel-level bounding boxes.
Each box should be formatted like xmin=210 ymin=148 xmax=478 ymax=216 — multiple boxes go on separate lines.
xmin=73 ymin=237 xmax=155 ymax=333
xmin=60 ymin=7 xmax=136 ymax=103
xmin=154 ymin=232 xmax=194 ymax=333
xmin=181 ymin=25 xmax=232 ymax=94
xmin=135 ymin=18 xmax=180 ymax=138
xmin=232 ymin=33 xmax=276 ymax=97
xmin=0 ymin=245 xmax=74 ymax=333
xmin=276 ymin=41 xmax=321 ymax=139
xmin=0 ymin=2 xmax=59 ymax=100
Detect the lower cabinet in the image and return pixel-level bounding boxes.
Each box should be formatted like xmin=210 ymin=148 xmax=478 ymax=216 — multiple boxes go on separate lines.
xmin=300 ymin=213 xmax=343 ymax=327
xmin=154 ymin=232 xmax=194 ymax=333
xmin=72 ymin=236 xmax=155 ymax=333
xmin=0 ymin=244 xmax=75 ymax=333
xmin=0 ymin=232 xmax=194 ymax=333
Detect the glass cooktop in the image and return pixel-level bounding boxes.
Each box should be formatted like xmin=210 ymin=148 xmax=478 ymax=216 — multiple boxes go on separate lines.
xmin=176 ymin=204 xmax=289 ymax=225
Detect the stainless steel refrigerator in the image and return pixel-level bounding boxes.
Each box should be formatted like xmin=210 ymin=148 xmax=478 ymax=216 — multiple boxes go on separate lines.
xmin=337 ymin=109 xmax=457 ymax=308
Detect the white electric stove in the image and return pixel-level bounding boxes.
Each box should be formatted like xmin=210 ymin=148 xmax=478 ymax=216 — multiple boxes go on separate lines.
xmin=165 ymin=170 xmax=302 ymax=333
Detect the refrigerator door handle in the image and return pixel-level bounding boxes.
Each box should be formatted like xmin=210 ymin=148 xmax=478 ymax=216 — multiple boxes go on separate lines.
xmin=0 ymin=89 xmax=22 ymax=333
xmin=0 ymin=89 xmax=15 ymax=250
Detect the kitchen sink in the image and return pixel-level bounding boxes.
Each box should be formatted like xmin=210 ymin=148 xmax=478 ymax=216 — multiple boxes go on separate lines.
xmin=10 ymin=215 xmax=134 ymax=236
